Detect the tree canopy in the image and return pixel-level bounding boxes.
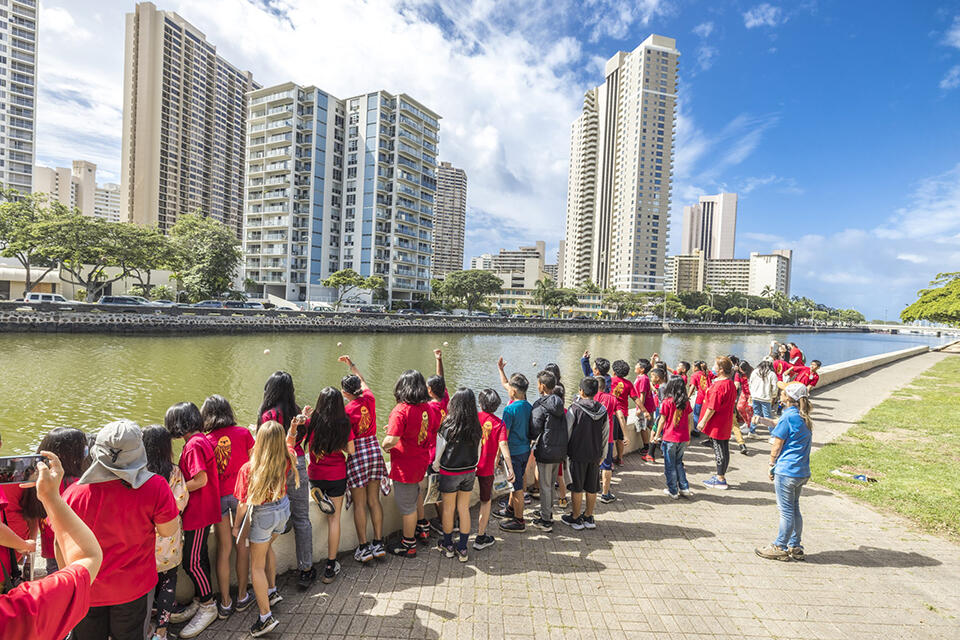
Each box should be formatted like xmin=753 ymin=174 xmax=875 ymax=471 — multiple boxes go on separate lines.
xmin=0 ymin=190 xmax=70 ymax=295
xmin=901 ymin=272 xmax=960 ymax=326
xmin=440 ymin=270 xmax=503 ymax=313
xmin=169 ymin=213 xmax=241 ymax=302
xmin=321 ymin=268 xmax=386 ymax=310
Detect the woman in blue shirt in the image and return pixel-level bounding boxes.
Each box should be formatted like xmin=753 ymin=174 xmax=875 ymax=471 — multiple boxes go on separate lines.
xmin=753 ymin=381 xmax=813 ymax=562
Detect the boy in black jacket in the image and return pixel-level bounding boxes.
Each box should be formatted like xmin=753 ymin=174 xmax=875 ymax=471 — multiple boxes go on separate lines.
xmin=530 ymin=370 xmax=567 ymax=532
xmin=562 ymin=377 xmax=609 ymax=531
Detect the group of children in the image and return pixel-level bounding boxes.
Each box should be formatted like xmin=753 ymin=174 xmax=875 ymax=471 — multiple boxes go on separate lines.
xmin=0 ymin=340 xmax=821 ymax=640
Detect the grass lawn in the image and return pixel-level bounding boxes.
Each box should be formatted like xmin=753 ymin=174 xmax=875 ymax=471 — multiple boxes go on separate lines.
xmin=811 ymin=354 xmax=960 ymax=541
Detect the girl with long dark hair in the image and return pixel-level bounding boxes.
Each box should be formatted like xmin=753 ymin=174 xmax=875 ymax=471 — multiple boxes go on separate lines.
xmin=652 ymin=378 xmax=694 ymax=498
xmin=435 ymin=388 xmax=483 ymax=562
xmin=298 ymin=386 xmax=354 ymax=584
xmin=257 ymin=371 xmax=314 ymax=589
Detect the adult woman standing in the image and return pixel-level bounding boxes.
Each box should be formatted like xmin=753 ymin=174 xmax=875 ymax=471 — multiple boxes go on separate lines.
xmin=696 ymin=356 xmax=737 ymax=490
xmin=755 ymin=381 xmax=813 ymax=561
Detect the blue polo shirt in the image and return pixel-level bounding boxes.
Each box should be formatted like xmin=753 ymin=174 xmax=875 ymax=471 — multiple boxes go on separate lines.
xmin=771 ymin=406 xmax=811 ymax=478
xmin=502 ymin=399 xmax=532 ymax=456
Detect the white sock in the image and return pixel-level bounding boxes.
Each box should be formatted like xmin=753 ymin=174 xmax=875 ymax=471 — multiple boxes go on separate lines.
xmin=260 ymin=612 xmax=272 ymax=622
xmin=267 ymin=587 xmax=277 ymax=595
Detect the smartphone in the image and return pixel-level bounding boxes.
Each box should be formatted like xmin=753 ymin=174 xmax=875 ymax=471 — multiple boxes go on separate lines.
xmin=0 ymin=455 xmax=45 ymax=485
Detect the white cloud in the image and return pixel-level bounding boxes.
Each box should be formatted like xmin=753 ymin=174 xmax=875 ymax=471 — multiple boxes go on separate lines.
xmin=944 ymin=15 xmax=960 ymax=49
xmin=896 ymin=254 xmax=927 ymax=264
xmin=739 ymin=174 xmax=803 ymax=195
xmin=40 ymin=6 xmax=93 ymax=42
xmin=743 ymin=4 xmax=784 ymax=29
xmin=696 ymin=46 xmax=718 ymax=71
xmin=940 ymin=65 xmax=960 ymax=90
xmin=692 ymin=21 xmax=714 ymax=38
xmin=582 ymin=0 xmax=670 ymax=42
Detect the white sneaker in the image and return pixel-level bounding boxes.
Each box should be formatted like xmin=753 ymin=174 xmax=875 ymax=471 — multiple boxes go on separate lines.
xmin=168 ymin=599 xmax=199 ymax=624
xmin=662 ymin=488 xmax=679 ymax=499
xmin=178 ymin=602 xmax=217 ymax=638
xmin=679 ymin=488 xmax=693 ymax=497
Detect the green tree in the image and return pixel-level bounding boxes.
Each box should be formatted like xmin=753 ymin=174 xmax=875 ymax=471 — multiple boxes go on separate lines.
xmin=754 ymin=308 xmax=782 ymax=324
xmin=724 ymin=306 xmax=750 ymax=323
xmin=838 ymin=308 xmax=866 ymax=325
xmin=901 ymin=272 xmax=960 ymax=325
xmin=442 ymin=269 xmax=503 ymax=313
xmin=602 ymin=289 xmax=639 ymax=319
xmin=663 ymin=298 xmax=688 ymax=320
xmin=149 ymin=284 xmax=176 ymax=301
xmin=696 ymin=304 xmax=719 ymax=321
xmin=578 ymin=279 xmax=601 ymax=294
xmin=322 ymin=268 xmax=384 ymax=310
xmin=810 ymin=309 xmax=830 ymax=324
xmin=548 ymin=288 xmax=580 ymax=317
xmin=0 ymin=190 xmax=70 ymax=296
xmin=533 ymin=277 xmax=556 ymax=316
xmin=169 ymin=213 xmax=242 ymax=302
xmin=124 ymin=225 xmax=175 ymax=292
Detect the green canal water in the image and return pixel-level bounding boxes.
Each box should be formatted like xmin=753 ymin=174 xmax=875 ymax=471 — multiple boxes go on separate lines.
xmin=0 ymin=330 xmax=948 ymax=453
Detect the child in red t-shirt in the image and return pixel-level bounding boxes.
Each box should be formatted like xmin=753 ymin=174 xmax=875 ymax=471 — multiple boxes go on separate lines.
xmin=472 ymin=389 xmax=514 ymax=551
xmin=652 ymin=378 xmax=694 ymax=498
xmin=609 ymin=360 xmax=637 ymax=465
xmin=420 ymin=349 xmax=449 ymax=540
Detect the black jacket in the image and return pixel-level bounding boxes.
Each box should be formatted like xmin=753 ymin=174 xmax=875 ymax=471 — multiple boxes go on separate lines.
xmin=531 ymin=394 xmax=568 ymax=463
xmin=566 ymin=398 xmax=608 ymax=463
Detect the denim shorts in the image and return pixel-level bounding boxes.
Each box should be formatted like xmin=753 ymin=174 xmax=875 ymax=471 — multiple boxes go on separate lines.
xmin=510 ymin=452 xmax=529 ymax=491
xmin=248 ymin=496 xmax=291 ymax=544
xmin=220 ymin=494 xmax=239 ymax=518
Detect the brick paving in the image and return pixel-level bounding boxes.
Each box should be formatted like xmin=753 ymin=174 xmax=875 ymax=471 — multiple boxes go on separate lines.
xmin=202 ymin=352 xmax=960 ymax=639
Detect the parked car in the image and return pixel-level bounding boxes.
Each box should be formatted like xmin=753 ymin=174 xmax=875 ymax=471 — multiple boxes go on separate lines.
xmin=430 ymin=309 xmax=451 ymax=316
xmin=223 ymin=300 xmax=247 ymax=309
xmin=396 ymin=308 xmax=423 ymax=315
xmin=244 ymin=302 xmax=265 ymax=309
xmin=509 ymin=313 xmax=526 ymax=318
xmin=98 ymin=295 xmax=148 ymax=305
xmin=356 ymin=305 xmax=381 ymax=313
xmin=573 ymin=314 xmax=590 ymax=320
xmin=151 ymin=299 xmax=178 ymax=306
xmin=472 ymin=311 xmax=491 ymax=317
xmin=25 ymin=292 xmax=71 ymax=304
xmin=193 ymin=300 xmax=225 ymax=308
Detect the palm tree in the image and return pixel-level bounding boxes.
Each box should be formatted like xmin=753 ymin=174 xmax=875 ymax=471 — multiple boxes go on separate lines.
xmin=760 ymin=285 xmax=774 ymax=299
xmin=533 ymin=278 xmax=552 ymax=317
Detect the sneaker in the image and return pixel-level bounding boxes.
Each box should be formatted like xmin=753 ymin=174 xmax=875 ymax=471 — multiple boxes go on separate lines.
xmin=532 ymin=518 xmax=553 ymax=532
xmin=788 ymin=547 xmax=805 ymax=561
xmin=250 ymin=614 xmax=280 ymax=637
xmin=582 ymin=515 xmax=596 ymax=530
xmin=436 ymin=541 xmax=455 ymax=558
xmin=268 ymin=589 xmax=283 ymax=607
xmin=354 ymin=543 xmax=373 ymax=563
xmin=679 ymin=488 xmax=693 ymax=498
xmin=297 ymin=566 xmax=316 ymax=590
xmin=739 ymin=444 xmax=748 ymax=455
xmin=369 ymin=539 xmax=387 ymax=559
xmin=168 ymin=599 xmax=199 ymax=624
xmin=748 ymin=427 xmax=758 ymax=436
xmin=642 ymin=453 xmax=655 ymax=462
xmin=178 ymin=601 xmax=217 ymax=639
xmin=491 ymin=506 xmax=515 ymax=520
xmin=561 ymin=514 xmax=584 ymax=530
xmin=429 ymin=518 xmax=444 ymax=534
xmin=523 ymin=493 xmax=533 ymax=505
xmin=702 ymin=476 xmax=728 ymax=490
xmin=557 ymin=497 xmax=569 ymax=509
xmin=532 ymin=509 xmax=542 ymax=520
xmin=663 ymin=488 xmax=679 ymax=499
xmin=613 ymin=457 xmax=623 ymax=466
xmin=599 ymin=493 xmax=617 ymax=504
xmin=755 ymin=544 xmax=791 ymax=561
xmin=691 ymin=429 xmax=702 ymax=438
xmin=322 ymin=560 xmax=341 ymax=584
xmin=309 ymin=486 xmax=335 ymax=514
xmin=740 ymin=425 xmax=750 ymax=435
xmin=234 ymin=592 xmax=255 ymax=613
xmin=455 ymin=546 xmax=469 ymax=563
xmin=415 ymin=521 xmax=430 ymax=544
xmin=499 ymin=518 xmax=526 ymax=533
xmin=472 ymin=534 xmax=496 ymax=550
xmin=390 ymin=539 xmax=418 ymax=558
xmin=701 ymin=438 xmax=714 ymax=447
xmin=216 ymin=598 xmax=234 ymax=619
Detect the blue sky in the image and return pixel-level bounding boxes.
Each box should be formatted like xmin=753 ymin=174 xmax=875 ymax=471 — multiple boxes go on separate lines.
xmin=35 ymin=1 xmax=960 ymax=320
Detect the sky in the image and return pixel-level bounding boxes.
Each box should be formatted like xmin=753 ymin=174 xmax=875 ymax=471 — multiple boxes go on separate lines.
xmin=34 ymin=0 xmax=960 ymax=320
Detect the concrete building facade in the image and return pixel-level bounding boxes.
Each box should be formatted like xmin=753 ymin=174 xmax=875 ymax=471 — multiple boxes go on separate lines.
xmin=469 ymin=241 xmax=547 ymax=290
xmin=242 ymin=83 xmax=440 ymax=307
xmin=33 ymin=161 xmax=121 ymax=222
xmin=121 ymin=2 xmax=257 ymax=235
xmin=433 ymin=161 xmax=466 ymax=277
xmin=94 ymin=183 xmax=123 ymax=223
xmin=665 ymin=248 xmax=793 ymax=297
xmin=0 ymin=0 xmax=38 ymax=194
xmin=682 ymin=192 xmax=737 ymax=259
xmin=561 ymin=34 xmax=679 ymax=292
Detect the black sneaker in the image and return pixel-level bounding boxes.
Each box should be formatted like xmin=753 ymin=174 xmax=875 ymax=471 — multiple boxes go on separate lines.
xmin=234 ymin=592 xmax=255 ymax=613
xmin=499 ymin=518 xmax=526 ymax=533
xmin=268 ymin=590 xmax=283 ymax=607
xmin=297 ymin=566 xmax=316 ymax=590
xmin=532 ymin=509 xmax=542 ymax=520
xmin=429 ymin=518 xmax=444 ymax=534
xmin=250 ymin=614 xmax=280 ymax=637
xmin=491 ymin=506 xmax=515 ymax=520
xmin=582 ymin=515 xmax=596 ymax=530
xmin=599 ymin=493 xmax=617 ymax=504
xmin=532 ymin=518 xmax=553 ymax=532
xmin=216 ymin=599 xmax=234 ymax=620
xmin=739 ymin=444 xmax=749 ymax=455
xmin=523 ymin=493 xmax=533 ymax=505
xmin=390 ymin=538 xmax=418 ymax=558
xmin=415 ymin=520 xmax=431 ymax=544
xmin=322 ymin=560 xmax=341 ymax=584
xmin=561 ymin=514 xmax=584 ymax=530
xmin=472 ymin=534 xmax=495 ymax=550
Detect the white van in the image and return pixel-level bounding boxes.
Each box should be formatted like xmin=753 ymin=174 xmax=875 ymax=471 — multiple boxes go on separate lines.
xmin=25 ymin=292 xmax=70 ymax=304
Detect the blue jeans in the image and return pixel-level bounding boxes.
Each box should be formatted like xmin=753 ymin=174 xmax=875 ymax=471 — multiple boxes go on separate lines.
xmin=774 ymin=474 xmax=808 ymax=549
xmin=693 ymin=403 xmax=702 ymax=425
xmin=661 ymin=441 xmax=689 ymax=495
xmin=752 ymin=400 xmax=772 ymax=420
xmin=286 ymin=455 xmax=313 ymax=571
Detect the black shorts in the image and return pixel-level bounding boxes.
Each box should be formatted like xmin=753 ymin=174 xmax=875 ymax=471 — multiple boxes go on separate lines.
xmin=568 ymin=461 xmax=600 ymax=494
xmin=613 ymin=422 xmax=625 ymax=441
xmin=309 ymin=478 xmax=346 ymax=498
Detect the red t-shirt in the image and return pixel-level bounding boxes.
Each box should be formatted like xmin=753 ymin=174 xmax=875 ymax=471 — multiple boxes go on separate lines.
xmin=62 ymin=476 xmax=178 ymax=607
xmin=40 ymin=477 xmax=79 ymax=559
xmin=476 ymin=411 xmax=508 ymax=476
xmin=690 ymin=371 xmax=710 ymax=398
xmin=773 ymin=360 xmax=793 ymax=381
xmin=206 ymin=426 xmax=255 ymax=498
xmin=735 ymin=373 xmax=751 ymax=398
xmin=427 ymin=390 xmax=450 ymax=462
xmin=609 ymin=376 xmax=636 ymax=417
xmin=633 ymin=375 xmax=657 ymax=414
xmin=659 ymin=397 xmax=692 ymax=443
xmin=672 ymin=371 xmax=689 ymax=385
xmin=179 ymin=433 xmax=221 ymax=531
xmin=789 ymin=347 xmax=805 ymax=366
xmin=701 ymin=378 xmax=737 ymax=440
xmin=261 ymin=408 xmax=305 ymax=456
xmin=595 ymin=390 xmax=618 ymax=443
xmin=792 ymin=366 xmax=820 ymax=387
xmin=0 ymin=492 xmax=10 ymax=580
xmin=346 ymin=390 xmax=378 ymax=439
xmin=651 ymin=383 xmax=662 ymax=409
xmin=0 ymin=484 xmax=30 ymax=565
xmin=0 ymin=564 xmax=92 ymax=640
xmin=386 ymin=403 xmax=436 ymax=483
xmin=305 ymin=429 xmax=355 ymax=481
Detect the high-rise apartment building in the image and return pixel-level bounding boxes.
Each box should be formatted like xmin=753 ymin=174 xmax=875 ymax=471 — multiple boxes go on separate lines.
xmin=682 ymin=192 xmax=737 ymax=259
xmin=561 ymin=34 xmax=679 ymax=292
xmin=33 ymin=160 xmax=121 ymax=222
xmin=434 ymin=161 xmax=466 ymax=277
xmin=121 ymin=2 xmax=257 ymax=235
xmin=665 ymin=248 xmax=792 ymax=297
xmin=0 ymin=0 xmax=38 ymax=194
xmin=242 ymin=83 xmax=440 ymax=307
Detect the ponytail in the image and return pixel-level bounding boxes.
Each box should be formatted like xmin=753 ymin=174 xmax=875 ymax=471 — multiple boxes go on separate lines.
xmin=796 ymin=397 xmax=813 ymax=431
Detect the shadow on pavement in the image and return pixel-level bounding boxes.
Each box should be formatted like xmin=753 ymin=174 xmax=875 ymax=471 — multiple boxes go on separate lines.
xmin=807 ymin=546 xmax=943 ymax=568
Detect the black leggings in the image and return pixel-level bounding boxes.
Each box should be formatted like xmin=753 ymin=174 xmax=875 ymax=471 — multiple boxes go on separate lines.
xmin=182 ymin=528 xmax=213 ymax=603
xmin=711 ymin=438 xmax=730 ymax=476
xmin=155 ymin=567 xmax=178 ymax=630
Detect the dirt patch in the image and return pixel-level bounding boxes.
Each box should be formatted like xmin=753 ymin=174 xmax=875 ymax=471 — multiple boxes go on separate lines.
xmin=871 ymin=427 xmax=921 ymax=444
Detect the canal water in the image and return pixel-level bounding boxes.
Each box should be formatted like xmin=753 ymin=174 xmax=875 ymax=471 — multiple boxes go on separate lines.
xmin=0 ymin=330 xmax=948 ymax=453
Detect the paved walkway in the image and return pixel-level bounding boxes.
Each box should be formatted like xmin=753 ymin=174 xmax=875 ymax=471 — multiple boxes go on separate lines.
xmin=202 ymin=352 xmax=960 ymax=640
